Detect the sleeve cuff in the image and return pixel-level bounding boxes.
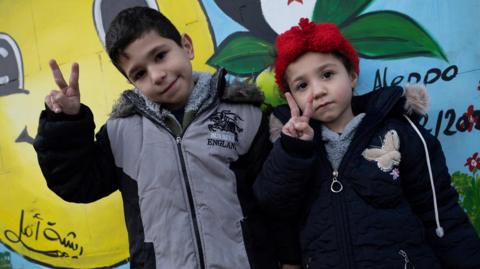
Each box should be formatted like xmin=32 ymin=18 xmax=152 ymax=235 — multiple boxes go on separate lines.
xmin=280 ymin=132 xmax=314 ymax=157
xmin=45 ymin=104 xmax=89 ymax=121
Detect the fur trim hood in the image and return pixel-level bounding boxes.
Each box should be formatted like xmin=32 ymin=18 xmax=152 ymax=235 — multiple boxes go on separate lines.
xmin=402 ymin=84 xmax=428 ymax=116
xmin=110 ymin=68 xmax=264 ymax=119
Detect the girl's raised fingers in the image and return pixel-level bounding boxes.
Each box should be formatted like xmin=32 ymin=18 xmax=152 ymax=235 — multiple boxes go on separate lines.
xmin=294 ymin=121 xmax=310 ymax=131
xmin=285 ymin=92 xmax=300 ymax=118
xmin=301 ymin=94 xmax=313 ymax=121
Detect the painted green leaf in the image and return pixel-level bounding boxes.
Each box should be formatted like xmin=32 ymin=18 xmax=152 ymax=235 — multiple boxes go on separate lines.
xmin=207 ymin=32 xmax=274 ymax=76
xmin=451 ymin=171 xmax=480 ymax=234
xmin=312 ymin=0 xmax=374 ymax=26
xmin=341 ymin=11 xmax=448 ymax=61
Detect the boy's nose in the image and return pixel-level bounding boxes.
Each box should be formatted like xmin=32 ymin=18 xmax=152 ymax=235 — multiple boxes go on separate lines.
xmin=149 ymin=67 xmax=167 ymax=85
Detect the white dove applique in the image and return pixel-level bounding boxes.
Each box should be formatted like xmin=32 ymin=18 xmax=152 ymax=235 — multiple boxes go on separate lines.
xmin=362 ymin=130 xmax=401 ymax=173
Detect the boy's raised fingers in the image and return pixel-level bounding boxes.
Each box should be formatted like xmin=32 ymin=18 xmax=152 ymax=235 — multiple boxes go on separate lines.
xmin=69 ymin=62 xmax=80 ymax=91
xmin=44 ymin=94 xmax=54 ymax=110
xmin=45 ymin=91 xmax=61 ymax=113
xmin=49 ymin=59 xmax=68 ymax=90
xmin=285 ymin=92 xmax=300 ymax=118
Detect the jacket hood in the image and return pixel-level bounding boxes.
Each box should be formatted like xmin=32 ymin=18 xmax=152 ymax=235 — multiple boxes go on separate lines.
xmin=352 ymin=84 xmax=428 ymax=120
xmin=109 ymin=68 xmax=264 ymax=119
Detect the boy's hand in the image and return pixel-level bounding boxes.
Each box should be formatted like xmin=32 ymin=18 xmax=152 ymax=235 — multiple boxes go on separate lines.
xmin=282 ymin=92 xmax=314 ymax=141
xmin=45 ymin=59 xmax=81 ymax=115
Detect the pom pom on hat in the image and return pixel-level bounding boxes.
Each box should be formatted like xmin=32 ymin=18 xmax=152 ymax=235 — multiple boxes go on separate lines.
xmin=274 ymin=18 xmax=359 ymax=92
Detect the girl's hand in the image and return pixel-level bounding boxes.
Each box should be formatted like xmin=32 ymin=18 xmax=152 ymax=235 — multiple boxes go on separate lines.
xmin=281 ymin=264 xmax=301 ymax=269
xmin=282 ymin=92 xmax=314 ymax=141
xmin=44 ymin=59 xmax=81 ymax=115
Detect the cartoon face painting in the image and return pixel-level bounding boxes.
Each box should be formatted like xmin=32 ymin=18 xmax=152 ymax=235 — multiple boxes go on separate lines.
xmin=0 ymin=0 xmax=213 ymax=267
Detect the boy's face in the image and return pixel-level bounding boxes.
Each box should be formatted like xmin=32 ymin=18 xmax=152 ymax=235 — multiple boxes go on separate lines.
xmin=285 ymin=52 xmax=358 ymax=132
xmin=119 ymin=31 xmax=194 ymax=110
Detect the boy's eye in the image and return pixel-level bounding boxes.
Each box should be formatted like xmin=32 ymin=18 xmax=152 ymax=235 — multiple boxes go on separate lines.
xmin=132 ymin=70 xmax=146 ymax=81
xmin=155 ymin=51 xmax=167 ymax=61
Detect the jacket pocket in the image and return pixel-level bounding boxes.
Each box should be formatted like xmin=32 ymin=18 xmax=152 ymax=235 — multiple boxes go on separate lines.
xmin=349 ymin=158 xmax=403 ymax=208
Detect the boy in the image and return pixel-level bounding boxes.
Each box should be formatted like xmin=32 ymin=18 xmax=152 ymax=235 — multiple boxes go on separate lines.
xmin=254 ymin=18 xmax=480 ymax=268
xmin=34 ymin=7 xmax=300 ymax=269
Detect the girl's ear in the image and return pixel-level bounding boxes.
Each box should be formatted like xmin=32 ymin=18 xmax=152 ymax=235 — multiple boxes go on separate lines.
xmin=181 ymin=33 xmax=194 ymax=60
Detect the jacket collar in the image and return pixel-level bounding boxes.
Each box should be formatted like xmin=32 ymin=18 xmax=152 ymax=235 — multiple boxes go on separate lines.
xmin=109 ymin=68 xmax=265 ymax=134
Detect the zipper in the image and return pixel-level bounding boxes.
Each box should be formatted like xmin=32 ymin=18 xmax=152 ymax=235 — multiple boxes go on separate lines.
xmin=322 ymin=150 xmax=352 ymax=268
xmin=304 ymin=256 xmax=312 ymax=268
xmin=162 ymin=74 xmax=224 ymax=268
xmin=320 ymin=93 xmax=400 ymax=269
xmin=399 ymin=250 xmax=414 ymax=269
xmin=332 ymin=190 xmax=354 ymax=269
xmin=176 ymin=136 xmax=205 ymax=269
xmin=327 ymin=114 xmax=383 ymax=268
xmin=330 ymin=170 xmax=343 ymax=193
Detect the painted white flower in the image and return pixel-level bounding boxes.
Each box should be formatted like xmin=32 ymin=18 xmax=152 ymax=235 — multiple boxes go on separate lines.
xmin=260 ymin=0 xmax=316 ymax=34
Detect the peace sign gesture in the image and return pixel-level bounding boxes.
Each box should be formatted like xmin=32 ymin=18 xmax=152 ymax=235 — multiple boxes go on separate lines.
xmin=44 ymin=59 xmax=81 ymax=115
xmin=282 ymin=92 xmax=314 ymax=141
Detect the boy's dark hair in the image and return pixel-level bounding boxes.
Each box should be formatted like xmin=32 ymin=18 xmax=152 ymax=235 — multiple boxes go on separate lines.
xmin=105 ymin=6 xmax=182 ymax=75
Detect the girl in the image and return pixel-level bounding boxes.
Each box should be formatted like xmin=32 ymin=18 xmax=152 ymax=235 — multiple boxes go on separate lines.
xmin=254 ymin=18 xmax=480 ymax=268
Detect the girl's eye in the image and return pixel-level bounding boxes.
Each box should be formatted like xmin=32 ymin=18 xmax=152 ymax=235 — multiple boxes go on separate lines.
xmin=322 ymin=71 xmax=335 ymax=79
xmin=296 ymin=82 xmax=308 ymax=91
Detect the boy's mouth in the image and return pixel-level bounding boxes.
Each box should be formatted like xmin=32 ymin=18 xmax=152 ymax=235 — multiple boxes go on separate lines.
xmin=161 ymin=77 xmax=179 ymax=94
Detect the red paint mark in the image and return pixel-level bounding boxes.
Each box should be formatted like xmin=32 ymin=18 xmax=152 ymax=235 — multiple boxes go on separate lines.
xmin=288 ymin=0 xmax=303 ymax=5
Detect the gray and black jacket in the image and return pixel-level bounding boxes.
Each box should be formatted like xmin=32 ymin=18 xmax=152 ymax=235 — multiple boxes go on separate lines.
xmin=34 ymin=69 xmax=300 ymax=268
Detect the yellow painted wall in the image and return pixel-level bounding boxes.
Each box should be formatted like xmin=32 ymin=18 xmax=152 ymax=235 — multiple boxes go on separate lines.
xmin=0 ymin=0 xmax=214 ymax=267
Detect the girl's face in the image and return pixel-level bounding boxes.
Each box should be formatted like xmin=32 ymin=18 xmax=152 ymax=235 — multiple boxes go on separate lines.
xmin=285 ymin=52 xmax=358 ymax=133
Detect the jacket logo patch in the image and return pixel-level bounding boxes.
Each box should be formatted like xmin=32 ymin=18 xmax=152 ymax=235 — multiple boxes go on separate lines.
xmin=207 ymin=110 xmax=243 ymax=149
xmin=362 ymin=130 xmax=401 ymax=173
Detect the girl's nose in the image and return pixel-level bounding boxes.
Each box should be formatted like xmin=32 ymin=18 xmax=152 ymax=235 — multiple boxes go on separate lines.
xmin=312 ymin=81 xmax=327 ymax=99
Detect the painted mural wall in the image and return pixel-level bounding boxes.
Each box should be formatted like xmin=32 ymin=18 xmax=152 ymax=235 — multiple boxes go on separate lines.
xmin=0 ymin=0 xmax=478 ymax=268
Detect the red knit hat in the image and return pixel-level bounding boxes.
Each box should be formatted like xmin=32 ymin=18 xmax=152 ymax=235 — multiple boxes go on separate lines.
xmin=274 ymin=18 xmax=359 ymax=92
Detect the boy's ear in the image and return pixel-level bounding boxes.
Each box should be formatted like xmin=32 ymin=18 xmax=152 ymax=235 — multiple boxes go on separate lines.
xmin=350 ymin=72 xmax=358 ymax=89
xmin=181 ymin=33 xmax=194 ymax=60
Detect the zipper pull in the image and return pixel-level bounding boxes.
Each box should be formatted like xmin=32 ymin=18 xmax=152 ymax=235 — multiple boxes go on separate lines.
xmin=330 ymin=170 xmax=343 ymax=193
xmin=398 ymin=250 xmax=413 ymax=269
xmin=176 ymin=137 xmax=182 ymax=144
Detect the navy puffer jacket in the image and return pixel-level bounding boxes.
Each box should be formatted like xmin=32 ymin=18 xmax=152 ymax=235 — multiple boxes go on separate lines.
xmin=255 ymin=86 xmax=480 ymax=269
